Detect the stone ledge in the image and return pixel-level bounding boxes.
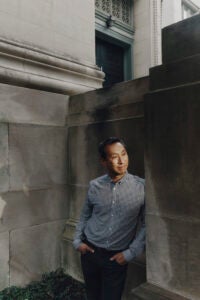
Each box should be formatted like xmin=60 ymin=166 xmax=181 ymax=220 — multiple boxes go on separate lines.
xmin=0 ymin=38 xmax=104 ymax=95
xmin=69 ymin=77 xmax=148 ymax=126
xmin=130 ymin=283 xmax=189 ymax=300
xmin=150 ymin=54 xmax=200 ymax=91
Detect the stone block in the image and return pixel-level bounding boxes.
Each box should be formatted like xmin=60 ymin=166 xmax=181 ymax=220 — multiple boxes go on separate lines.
xmin=146 ymin=215 xmax=200 ymax=300
xmin=130 ymin=283 xmax=189 ymax=300
xmin=162 ymin=14 xmax=200 ymax=63
xmin=145 ymin=83 xmax=200 ymax=219
xmin=10 ymin=220 xmax=66 ymax=286
xmin=124 ymin=262 xmax=146 ymax=299
xmin=61 ymin=239 xmax=83 ymax=282
xmin=68 ymin=117 xmax=144 ymax=185
xmin=0 ymin=231 xmax=9 ymax=290
xmin=0 ymin=83 xmax=68 ymax=126
xmin=68 ymin=184 xmax=88 ymax=220
xmin=69 ymin=77 xmax=148 ymax=126
xmin=0 ymin=124 xmax=9 ymax=193
xmin=0 ymin=187 xmax=69 ymax=233
xmin=9 ymin=125 xmax=67 ymax=190
xmin=150 ymin=54 xmax=200 ymax=90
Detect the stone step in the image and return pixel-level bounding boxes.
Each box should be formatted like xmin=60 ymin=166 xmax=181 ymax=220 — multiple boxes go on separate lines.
xmin=162 ymin=14 xmax=200 ymax=64
xmin=130 ymin=283 xmax=189 ymax=300
xmin=149 ymin=54 xmax=200 ymax=91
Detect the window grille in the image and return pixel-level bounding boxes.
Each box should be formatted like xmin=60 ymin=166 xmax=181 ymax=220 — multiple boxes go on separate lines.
xmin=95 ymin=0 xmax=132 ymax=25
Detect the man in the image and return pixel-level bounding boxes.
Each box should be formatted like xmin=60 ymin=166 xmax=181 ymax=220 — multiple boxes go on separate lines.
xmin=73 ymin=137 xmax=145 ymax=300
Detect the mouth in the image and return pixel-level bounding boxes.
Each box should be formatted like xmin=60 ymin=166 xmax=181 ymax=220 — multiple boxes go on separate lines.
xmin=118 ymin=165 xmax=127 ymax=169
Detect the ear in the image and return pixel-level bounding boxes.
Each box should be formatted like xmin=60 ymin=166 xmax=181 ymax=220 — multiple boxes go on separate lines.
xmin=100 ymin=157 xmax=107 ymax=168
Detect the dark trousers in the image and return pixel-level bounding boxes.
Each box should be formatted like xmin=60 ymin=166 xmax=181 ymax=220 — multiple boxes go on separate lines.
xmin=81 ymin=241 xmax=128 ymax=300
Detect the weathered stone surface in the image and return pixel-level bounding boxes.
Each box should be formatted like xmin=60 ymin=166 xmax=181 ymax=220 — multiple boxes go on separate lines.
xmin=130 ymin=283 xmax=189 ymax=300
xmin=62 ymin=239 xmax=83 ymax=282
xmin=145 ymin=76 xmax=200 ymax=298
xmin=162 ymin=14 xmax=200 ymax=64
xmin=9 ymin=125 xmax=67 ymax=190
xmin=68 ymin=184 xmax=88 ymax=220
xmin=0 ymin=0 xmax=95 ymax=64
xmin=69 ymin=77 xmax=148 ymax=126
xmin=150 ymin=54 xmax=200 ymax=91
xmin=124 ymin=262 xmax=146 ymax=299
xmin=0 ymin=187 xmax=69 ymax=233
xmin=0 ymin=83 xmax=68 ymax=126
xmin=145 ymin=83 xmax=200 ymax=220
xmin=0 ymin=231 xmax=9 ymax=290
xmin=10 ymin=220 xmax=66 ymax=286
xmin=68 ymin=117 xmax=144 ymax=185
xmin=146 ymin=215 xmax=200 ymax=299
xmin=0 ymin=1 xmax=103 ymax=94
xmin=0 ymin=124 xmax=9 ymax=193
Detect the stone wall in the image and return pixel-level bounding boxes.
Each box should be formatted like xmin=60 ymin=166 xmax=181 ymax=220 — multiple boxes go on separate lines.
xmin=0 ymin=83 xmax=68 ymax=288
xmin=132 ymin=14 xmax=200 ymax=300
xmin=62 ymin=77 xmax=149 ymax=299
xmin=0 ymin=0 xmax=103 ymax=95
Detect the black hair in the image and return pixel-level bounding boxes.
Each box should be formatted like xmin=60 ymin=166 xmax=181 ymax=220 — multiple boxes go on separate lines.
xmin=98 ymin=137 xmax=127 ymax=159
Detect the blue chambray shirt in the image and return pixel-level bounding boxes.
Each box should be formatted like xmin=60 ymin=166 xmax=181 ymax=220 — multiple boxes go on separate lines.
xmin=73 ymin=172 xmax=145 ymax=262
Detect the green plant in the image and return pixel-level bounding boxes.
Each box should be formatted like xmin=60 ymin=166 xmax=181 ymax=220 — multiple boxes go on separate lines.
xmin=0 ymin=269 xmax=86 ymax=300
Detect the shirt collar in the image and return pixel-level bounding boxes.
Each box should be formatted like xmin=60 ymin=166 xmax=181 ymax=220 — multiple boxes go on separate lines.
xmin=106 ymin=171 xmax=129 ymax=184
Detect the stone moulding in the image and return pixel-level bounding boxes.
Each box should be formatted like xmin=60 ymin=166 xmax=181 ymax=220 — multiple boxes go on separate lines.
xmin=0 ymin=38 xmax=104 ymax=95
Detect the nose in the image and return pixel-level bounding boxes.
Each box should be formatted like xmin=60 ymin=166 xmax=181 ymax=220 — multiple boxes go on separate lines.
xmin=118 ymin=156 xmax=123 ymax=164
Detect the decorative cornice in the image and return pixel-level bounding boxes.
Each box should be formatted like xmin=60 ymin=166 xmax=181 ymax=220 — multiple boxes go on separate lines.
xmin=95 ymin=9 xmax=134 ymax=36
xmin=0 ymin=38 xmax=104 ymax=95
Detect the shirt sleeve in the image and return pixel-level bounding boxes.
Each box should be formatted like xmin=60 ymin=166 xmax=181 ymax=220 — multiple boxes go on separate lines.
xmin=73 ymin=183 xmax=93 ymax=250
xmin=122 ymin=202 xmax=146 ymax=262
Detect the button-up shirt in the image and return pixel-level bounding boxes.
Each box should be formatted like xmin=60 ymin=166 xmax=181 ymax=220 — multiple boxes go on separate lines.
xmin=73 ymin=172 xmax=145 ymax=262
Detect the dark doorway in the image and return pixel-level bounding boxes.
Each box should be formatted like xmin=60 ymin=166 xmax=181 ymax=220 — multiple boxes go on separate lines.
xmin=96 ymin=37 xmax=124 ymax=87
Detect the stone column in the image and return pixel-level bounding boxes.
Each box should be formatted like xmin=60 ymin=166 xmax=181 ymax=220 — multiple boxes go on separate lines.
xmin=131 ymin=14 xmax=200 ymax=300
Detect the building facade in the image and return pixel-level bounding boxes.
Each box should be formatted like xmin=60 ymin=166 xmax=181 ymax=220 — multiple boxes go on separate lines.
xmin=0 ymin=0 xmax=199 ymax=292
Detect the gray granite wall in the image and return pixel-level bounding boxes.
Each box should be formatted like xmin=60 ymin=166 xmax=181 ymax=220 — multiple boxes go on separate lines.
xmin=62 ymin=77 xmax=149 ymax=299
xmin=0 ymin=83 xmax=69 ymax=288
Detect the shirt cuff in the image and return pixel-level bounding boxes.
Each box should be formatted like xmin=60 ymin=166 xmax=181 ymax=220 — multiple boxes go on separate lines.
xmin=73 ymin=239 xmax=82 ymax=250
xmin=122 ymin=249 xmax=136 ymax=262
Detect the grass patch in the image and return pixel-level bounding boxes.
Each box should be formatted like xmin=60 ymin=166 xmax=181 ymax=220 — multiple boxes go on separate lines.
xmin=0 ymin=269 xmax=86 ymax=300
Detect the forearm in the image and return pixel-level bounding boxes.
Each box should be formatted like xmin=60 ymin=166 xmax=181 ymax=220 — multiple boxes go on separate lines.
xmin=123 ymin=204 xmax=146 ymax=262
xmin=122 ymin=225 xmax=145 ymax=262
xmin=73 ymin=198 xmax=93 ymax=250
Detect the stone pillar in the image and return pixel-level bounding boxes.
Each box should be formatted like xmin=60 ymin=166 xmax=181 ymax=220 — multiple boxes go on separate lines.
xmin=131 ymin=14 xmax=200 ymax=300
xmin=0 ymin=0 xmax=104 ymax=95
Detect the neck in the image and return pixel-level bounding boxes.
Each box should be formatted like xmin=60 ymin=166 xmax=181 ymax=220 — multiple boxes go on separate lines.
xmin=109 ymin=173 xmax=126 ymax=183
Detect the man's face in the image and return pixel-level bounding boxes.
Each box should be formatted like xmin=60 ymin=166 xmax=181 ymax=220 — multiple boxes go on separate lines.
xmin=101 ymin=142 xmax=129 ymax=178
